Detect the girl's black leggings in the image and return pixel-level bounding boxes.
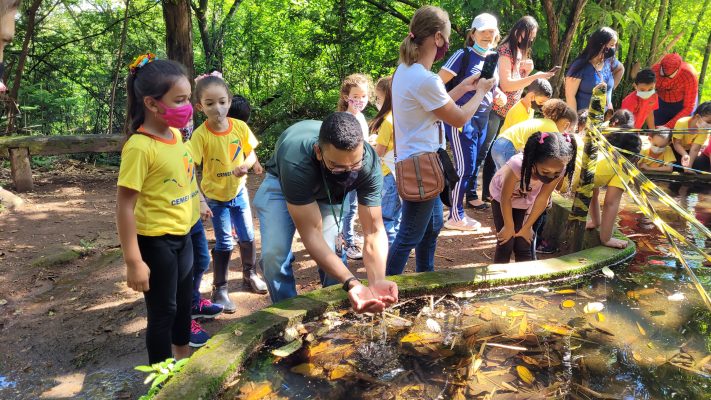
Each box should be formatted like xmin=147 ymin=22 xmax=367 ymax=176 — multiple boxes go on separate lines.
xmin=491 ymin=200 xmax=534 ymax=263
xmin=137 ymin=234 xmax=193 ymax=364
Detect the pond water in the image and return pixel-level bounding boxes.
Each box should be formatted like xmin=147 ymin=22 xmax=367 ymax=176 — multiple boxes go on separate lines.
xmin=229 ymin=182 xmax=711 ymax=400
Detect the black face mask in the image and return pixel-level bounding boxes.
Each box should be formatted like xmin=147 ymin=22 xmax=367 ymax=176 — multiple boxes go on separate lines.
xmin=531 ymin=102 xmax=542 ymax=113
xmin=534 ymin=167 xmax=560 ymax=184
xmin=603 ymin=47 xmax=615 ymax=60
xmin=321 ymin=161 xmax=359 ymax=188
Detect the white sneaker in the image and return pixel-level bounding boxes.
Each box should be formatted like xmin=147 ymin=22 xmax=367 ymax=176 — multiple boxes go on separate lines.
xmin=345 ymin=244 xmax=363 ymax=260
xmin=445 ymin=217 xmax=481 ymax=231
xmin=463 ymin=216 xmax=482 ymax=230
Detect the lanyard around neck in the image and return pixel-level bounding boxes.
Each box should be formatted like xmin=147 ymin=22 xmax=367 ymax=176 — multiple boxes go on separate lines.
xmin=320 ymin=167 xmax=347 ymax=232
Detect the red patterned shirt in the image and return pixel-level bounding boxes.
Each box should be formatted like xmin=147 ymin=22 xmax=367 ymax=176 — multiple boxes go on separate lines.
xmin=652 ymin=62 xmax=698 ymax=128
xmin=492 ymin=43 xmax=525 ymax=118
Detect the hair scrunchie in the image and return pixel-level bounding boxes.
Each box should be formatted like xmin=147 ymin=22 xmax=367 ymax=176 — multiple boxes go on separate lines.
xmin=195 ymin=70 xmax=224 ymax=83
xmin=128 ymin=53 xmax=156 ymax=76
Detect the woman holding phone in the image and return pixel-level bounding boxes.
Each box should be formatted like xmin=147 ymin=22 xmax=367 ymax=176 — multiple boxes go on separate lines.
xmin=476 ymin=16 xmax=556 ymax=209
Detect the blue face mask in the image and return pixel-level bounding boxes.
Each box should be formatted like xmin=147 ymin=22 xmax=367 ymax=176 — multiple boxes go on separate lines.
xmin=472 ymin=42 xmax=489 ymax=54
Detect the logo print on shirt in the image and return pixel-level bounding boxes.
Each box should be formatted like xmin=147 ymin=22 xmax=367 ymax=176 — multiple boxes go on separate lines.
xmin=183 ymin=151 xmax=195 ymax=182
xmin=163 ymin=178 xmax=184 ymax=188
xmin=229 ymin=139 xmax=242 ymax=162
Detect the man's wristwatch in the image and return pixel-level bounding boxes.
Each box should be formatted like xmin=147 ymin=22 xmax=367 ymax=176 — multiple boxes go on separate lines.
xmin=342 ymin=276 xmax=361 ymax=292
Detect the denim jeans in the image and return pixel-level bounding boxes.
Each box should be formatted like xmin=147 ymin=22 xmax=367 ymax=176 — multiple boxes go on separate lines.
xmin=254 ymin=174 xmax=346 ymax=303
xmin=381 ymin=173 xmax=402 ymax=247
xmin=385 ymin=196 xmax=443 ymax=275
xmin=341 ymin=190 xmax=358 ymax=246
xmin=189 ymin=219 xmax=211 ymax=307
xmin=207 ymin=188 xmax=255 ymax=252
xmin=490 ymin=137 xmax=517 ymax=171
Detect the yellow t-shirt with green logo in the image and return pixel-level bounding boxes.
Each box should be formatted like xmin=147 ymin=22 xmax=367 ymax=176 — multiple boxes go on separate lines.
xmin=638 ymin=145 xmax=676 ymax=167
xmin=189 ymin=118 xmax=259 ymax=202
xmin=562 ymin=137 xmax=626 ymax=193
xmin=499 ymin=100 xmax=534 ymax=133
xmin=118 ymin=129 xmax=193 ymax=236
xmin=498 ymin=118 xmax=559 ymax=151
xmin=375 ymin=113 xmax=395 ymax=176
xmin=673 ymin=117 xmax=709 ymax=149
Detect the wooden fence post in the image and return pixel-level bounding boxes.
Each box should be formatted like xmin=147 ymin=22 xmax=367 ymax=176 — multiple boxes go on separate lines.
xmin=9 ymin=147 xmax=33 ymax=192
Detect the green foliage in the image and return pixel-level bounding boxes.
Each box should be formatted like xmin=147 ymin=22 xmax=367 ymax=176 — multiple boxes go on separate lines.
xmin=134 ymin=357 xmax=190 ymax=400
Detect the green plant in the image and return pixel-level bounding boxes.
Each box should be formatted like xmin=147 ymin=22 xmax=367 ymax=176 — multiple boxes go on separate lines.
xmin=135 ymin=357 xmax=189 ymax=400
xmin=79 ymin=239 xmax=95 ymax=252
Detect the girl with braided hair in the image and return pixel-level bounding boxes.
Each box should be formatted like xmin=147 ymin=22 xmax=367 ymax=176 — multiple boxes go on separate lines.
xmin=489 ymin=131 xmax=577 ymax=263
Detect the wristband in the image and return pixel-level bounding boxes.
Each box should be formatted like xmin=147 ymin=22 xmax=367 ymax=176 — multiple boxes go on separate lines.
xmin=342 ymin=276 xmax=360 ymax=292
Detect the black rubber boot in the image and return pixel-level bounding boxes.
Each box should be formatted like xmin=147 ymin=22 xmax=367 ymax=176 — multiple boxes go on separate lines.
xmin=239 ymin=241 xmax=268 ymax=294
xmin=210 ymin=249 xmax=236 ymax=313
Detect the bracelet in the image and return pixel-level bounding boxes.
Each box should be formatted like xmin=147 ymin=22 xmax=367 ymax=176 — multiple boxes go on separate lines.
xmin=342 ymin=276 xmax=361 ymax=292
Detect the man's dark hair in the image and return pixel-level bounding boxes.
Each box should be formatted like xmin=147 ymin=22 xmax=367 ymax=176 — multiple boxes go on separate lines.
xmin=228 ymin=94 xmax=252 ymax=123
xmin=635 ymin=68 xmax=656 ymax=85
xmin=319 ymin=112 xmax=363 ymax=150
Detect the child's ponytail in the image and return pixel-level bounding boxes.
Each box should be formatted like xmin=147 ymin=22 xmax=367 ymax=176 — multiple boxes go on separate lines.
xmin=125 ymin=54 xmax=188 ymax=135
xmin=369 ymin=76 xmax=393 ymax=133
xmin=399 ymin=6 xmax=450 ymax=65
xmin=520 ymin=131 xmax=578 ymax=193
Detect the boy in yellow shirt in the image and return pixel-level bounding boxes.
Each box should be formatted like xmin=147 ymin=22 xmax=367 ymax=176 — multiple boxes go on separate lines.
xmin=638 ymin=131 xmax=675 ymax=172
xmin=672 ymin=102 xmax=711 ymax=172
xmin=499 ymin=78 xmax=552 ymax=132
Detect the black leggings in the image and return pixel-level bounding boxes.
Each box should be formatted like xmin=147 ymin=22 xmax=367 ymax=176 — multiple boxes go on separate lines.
xmin=138 ymin=234 xmax=193 ymax=364
xmin=491 ymin=200 xmax=534 ymax=263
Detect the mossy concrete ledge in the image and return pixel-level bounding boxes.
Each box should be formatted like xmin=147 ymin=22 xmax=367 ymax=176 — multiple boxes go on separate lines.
xmin=156 ymin=197 xmax=636 ymax=400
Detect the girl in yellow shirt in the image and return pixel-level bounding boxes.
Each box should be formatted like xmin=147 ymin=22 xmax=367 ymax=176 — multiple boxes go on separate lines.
xmin=638 ymin=131 xmax=675 ymax=172
xmin=189 ymin=73 xmax=265 ymax=313
xmin=116 ymin=54 xmax=195 ymax=363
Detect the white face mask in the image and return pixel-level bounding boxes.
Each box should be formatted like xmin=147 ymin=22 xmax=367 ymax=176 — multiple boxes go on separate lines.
xmin=650 ymin=145 xmax=666 ymax=154
xmin=636 ymin=89 xmax=656 ymax=99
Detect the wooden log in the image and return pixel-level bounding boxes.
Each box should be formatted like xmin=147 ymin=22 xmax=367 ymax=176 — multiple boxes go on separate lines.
xmin=0 ymin=134 xmax=125 ymax=158
xmin=9 ymin=147 xmax=33 ymax=192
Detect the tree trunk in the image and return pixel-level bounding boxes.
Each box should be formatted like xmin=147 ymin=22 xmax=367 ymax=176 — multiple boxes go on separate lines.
xmin=682 ymin=0 xmax=709 ymax=58
xmin=108 ymin=0 xmax=131 ymax=135
xmin=191 ymin=0 xmax=214 ymax=71
xmin=5 ymin=0 xmax=43 ymax=134
xmin=699 ymin=30 xmax=711 ymax=102
xmin=191 ymin=0 xmax=243 ymax=73
xmin=542 ymin=0 xmax=589 ymax=96
xmin=162 ymin=0 xmax=195 ymax=78
xmin=647 ymin=0 xmax=669 ymax=65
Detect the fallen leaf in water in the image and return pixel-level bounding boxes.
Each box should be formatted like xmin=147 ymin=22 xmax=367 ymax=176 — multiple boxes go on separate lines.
xmin=626 ymin=288 xmax=657 ymax=299
xmin=520 ymin=354 xmax=539 ymax=367
xmin=291 ymin=363 xmax=323 ymax=377
xmin=597 ymin=313 xmax=606 ymax=322
xmin=480 ymin=307 xmax=493 ymax=321
xmin=518 ymin=314 xmax=528 ymax=337
xmin=308 ymin=341 xmax=331 ymax=357
xmin=649 ymin=310 xmax=666 ymax=317
xmin=583 ymin=302 xmax=604 ymax=314
xmin=400 ymin=332 xmax=440 ymax=344
xmin=426 ymin=318 xmax=441 ymax=333
xmin=462 ymin=324 xmax=482 ymax=338
xmin=601 ymin=266 xmax=614 ymax=279
xmin=471 ymin=357 xmax=483 ymax=374
xmin=561 ymin=300 xmax=576 ymax=308
xmin=271 ymin=339 xmax=303 ymax=358
xmin=521 ymin=296 xmax=548 ymax=310
xmin=636 ymin=321 xmax=647 ymax=336
xmin=508 ymin=310 xmax=526 ymax=317
xmin=452 ymin=387 xmax=467 ymax=400
xmin=555 ymin=289 xmax=577 ymax=294
xmin=632 ymin=352 xmax=642 ymax=362
xmin=667 ymin=292 xmax=685 ymax=301
xmin=240 ymin=381 xmax=273 ymax=400
xmin=328 ymin=364 xmax=353 ymax=380
xmin=541 ymin=324 xmax=578 ymax=337
xmin=516 ymin=365 xmax=535 ymax=384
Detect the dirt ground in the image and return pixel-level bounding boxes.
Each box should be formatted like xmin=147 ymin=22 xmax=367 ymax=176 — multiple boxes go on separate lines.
xmin=0 ymin=160 xmax=496 ymax=400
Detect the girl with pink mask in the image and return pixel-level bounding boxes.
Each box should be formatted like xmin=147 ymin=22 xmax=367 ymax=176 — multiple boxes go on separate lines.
xmin=337 ymin=73 xmax=373 ymax=260
xmin=116 ymin=54 xmax=196 ymax=364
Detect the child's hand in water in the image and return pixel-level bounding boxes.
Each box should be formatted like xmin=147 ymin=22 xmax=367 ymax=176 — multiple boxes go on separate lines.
xmin=497 ymin=224 xmax=515 ymax=244
xmin=127 ymin=260 xmax=150 ymax=292
xmin=233 ymin=164 xmax=250 ymax=177
xmin=515 ymin=226 xmax=535 ymax=244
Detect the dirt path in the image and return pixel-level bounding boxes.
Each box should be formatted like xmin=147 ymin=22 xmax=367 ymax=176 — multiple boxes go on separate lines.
xmin=0 ymin=160 xmax=496 ymax=399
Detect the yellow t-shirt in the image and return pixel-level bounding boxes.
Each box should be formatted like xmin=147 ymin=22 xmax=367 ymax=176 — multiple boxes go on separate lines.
xmin=189 ymin=118 xmax=259 ymax=202
xmin=673 ymin=117 xmax=709 ymax=149
xmin=562 ymin=138 xmax=626 ymax=192
xmin=638 ymin=145 xmax=676 ymax=167
xmin=375 ymin=113 xmax=395 ymax=176
xmin=117 ymin=129 xmax=193 ymax=236
xmin=498 ymin=118 xmax=559 ymax=151
xmin=499 ymin=100 xmax=534 ymax=133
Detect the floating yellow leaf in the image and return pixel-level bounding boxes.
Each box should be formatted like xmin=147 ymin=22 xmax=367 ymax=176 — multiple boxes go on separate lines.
xmin=541 ymin=324 xmax=579 ymax=337
xmin=328 ymin=364 xmax=353 ymax=380
xmin=290 ymin=363 xmax=323 ymax=377
xmin=240 ymin=381 xmax=273 ymax=400
xmin=561 ymin=300 xmax=576 ymax=308
xmin=509 ymin=311 xmax=526 ymax=317
xmin=632 ymin=352 xmax=642 ymax=362
xmin=626 ymin=288 xmax=656 ymax=299
xmin=597 ymin=313 xmax=606 ymax=322
xmin=518 ymin=314 xmax=528 ymax=337
xmin=400 ymin=332 xmax=440 ymax=344
xmin=308 ymin=341 xmax=330 ymax=356
xmin=555 ymin=289 xmax=577 ymax=294
xmin=516 ymin=365 xmax=535 ymax=384
xmin=636 ymin=321 xmax=647 ymax=336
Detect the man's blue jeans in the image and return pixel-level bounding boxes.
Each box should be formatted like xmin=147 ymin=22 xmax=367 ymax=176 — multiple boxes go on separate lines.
xmin=207 ymin=188 xmax=254 ymax=252
xmin=254 ymin=174 xmax=346 ymax=303
xmin=385 ymin=196 xmax=443 ymax=275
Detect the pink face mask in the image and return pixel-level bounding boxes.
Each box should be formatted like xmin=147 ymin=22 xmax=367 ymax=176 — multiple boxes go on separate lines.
xmin=157 ymin=100 xmax=193 ymax=129
xmin=347 ymin=98 xmax=367 ymax=113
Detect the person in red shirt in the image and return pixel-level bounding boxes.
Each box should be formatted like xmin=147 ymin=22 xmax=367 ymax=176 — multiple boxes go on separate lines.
xmin=652 ymin=53 xmax=698 ymax=128
xmin=620 ymin=69 xmax=658 ymax=129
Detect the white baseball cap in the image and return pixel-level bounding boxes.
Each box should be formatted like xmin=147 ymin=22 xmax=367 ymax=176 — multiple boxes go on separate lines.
xmin=471 ymin=13 xmax=498 ymax=32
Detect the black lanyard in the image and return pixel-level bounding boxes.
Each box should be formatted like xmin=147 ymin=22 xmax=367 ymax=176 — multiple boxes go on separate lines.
xmin=320 ymin=169 xmax=347 ymax=232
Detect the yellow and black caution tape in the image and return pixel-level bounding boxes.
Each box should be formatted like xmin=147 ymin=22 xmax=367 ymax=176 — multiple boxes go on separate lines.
xmin=601 ymin=127 xmax=711 ymax=134
xmin=614 ymin=147 xmax=711 ymax=175
xmin=589 ymin=126 xmax=711 ymax=310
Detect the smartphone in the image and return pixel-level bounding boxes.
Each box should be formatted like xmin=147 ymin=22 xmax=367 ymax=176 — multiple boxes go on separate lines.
xmin=548 ymin=65 xmax=562 ymax=73
xmin=480 ymin=53 xmax=499 ymax=80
